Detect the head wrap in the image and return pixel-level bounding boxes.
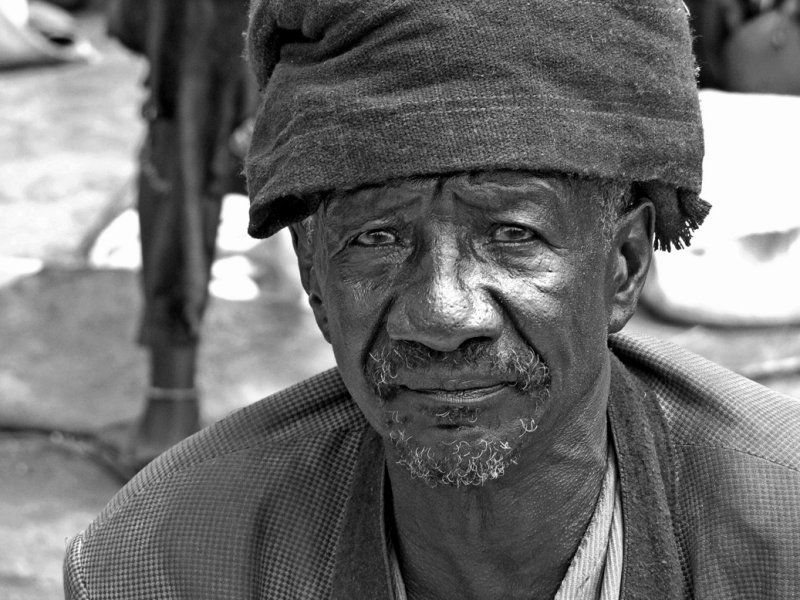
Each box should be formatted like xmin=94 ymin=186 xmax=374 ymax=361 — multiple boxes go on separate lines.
xmin=245 ymin=0 xmax=710 ymax=250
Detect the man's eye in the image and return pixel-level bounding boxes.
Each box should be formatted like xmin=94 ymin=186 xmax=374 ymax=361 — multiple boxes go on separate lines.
xmin=354 ymin=229 xmax=398 ymax=246
xmin=492 ymin=225 xmax=538 ymax=243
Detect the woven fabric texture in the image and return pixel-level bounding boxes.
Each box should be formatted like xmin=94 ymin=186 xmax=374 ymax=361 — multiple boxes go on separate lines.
xmin=611 ymin=333 xmax=800 ymax=598
xmin=244 ymin=0 xmax=707 ymax=248
xmin=64 ymin=333 xmax=800 ymax=599
xmin=65 ymin=373 xmax=365 ymax=599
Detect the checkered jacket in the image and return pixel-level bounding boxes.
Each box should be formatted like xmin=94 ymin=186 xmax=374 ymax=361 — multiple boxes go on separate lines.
xmin=64 ymin=333 xmax=800 ymax=599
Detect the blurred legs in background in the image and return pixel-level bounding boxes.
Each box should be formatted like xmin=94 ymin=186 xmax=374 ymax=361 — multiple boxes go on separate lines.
xmin=108 ymin=0 xmax=256 ymax=469
xmin=132 ymin=345 xmax=201 ymax=460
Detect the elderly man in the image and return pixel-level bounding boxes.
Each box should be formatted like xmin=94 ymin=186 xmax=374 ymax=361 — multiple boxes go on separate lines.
xmin=64 ymin=1 xmax=800 ymax=598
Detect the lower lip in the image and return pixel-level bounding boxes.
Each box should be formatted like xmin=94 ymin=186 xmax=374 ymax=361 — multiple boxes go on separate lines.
xmin=403 ymin=384 xmax=507 ymax=405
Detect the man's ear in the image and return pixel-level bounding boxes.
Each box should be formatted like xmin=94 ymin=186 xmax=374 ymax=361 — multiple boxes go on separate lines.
xmin=608 ymin=200 xmax=655 ymax=334
xmin=289 ymin=226 xmax=331 ymax=343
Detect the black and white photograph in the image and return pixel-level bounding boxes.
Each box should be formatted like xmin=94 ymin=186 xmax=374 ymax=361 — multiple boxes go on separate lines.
xmin=1 ymin=1 xmax=799 ymax=598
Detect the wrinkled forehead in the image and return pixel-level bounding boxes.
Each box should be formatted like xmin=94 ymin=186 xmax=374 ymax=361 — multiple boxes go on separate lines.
xmin=323 ymin=171 xmax=574 ymax=221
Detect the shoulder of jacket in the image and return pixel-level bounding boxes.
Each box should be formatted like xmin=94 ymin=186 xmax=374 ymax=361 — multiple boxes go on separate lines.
xmin=610 ymin=331 xmax=800 ymax=474
xmin=63 ymin=530 xmax=90 ymax=600
xmin=81 ymin=367 xmax=366 ymax=540
xmin=65 ymin=369 xmax=370 ymax=598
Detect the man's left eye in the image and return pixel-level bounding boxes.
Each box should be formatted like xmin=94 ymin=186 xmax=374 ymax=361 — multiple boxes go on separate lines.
xmin=492 ymin=225 xmax=538 ymax=243
xmin=354 ymin=229 xmax=398 ymax=246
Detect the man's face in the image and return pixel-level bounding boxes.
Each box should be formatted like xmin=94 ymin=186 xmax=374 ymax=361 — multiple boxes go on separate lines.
xmin=304 ymin=172 xmax=620 ymax=487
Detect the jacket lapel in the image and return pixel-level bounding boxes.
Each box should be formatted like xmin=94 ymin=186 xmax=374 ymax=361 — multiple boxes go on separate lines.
xmin=330 ymin=427 xmax=395 ymax=599
xmin=608 ymin=355 xmax=686 ymax=599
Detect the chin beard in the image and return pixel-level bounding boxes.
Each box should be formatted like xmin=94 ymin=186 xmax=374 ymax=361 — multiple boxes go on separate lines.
xmin=387 ymin=416 xmax=540 ymax=488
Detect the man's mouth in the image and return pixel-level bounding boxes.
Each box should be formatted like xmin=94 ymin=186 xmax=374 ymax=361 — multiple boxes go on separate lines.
xmin=399 ymin=382 xmax=508 ymax=405
xmin=366 ymin=339 xmax=552 ymax=403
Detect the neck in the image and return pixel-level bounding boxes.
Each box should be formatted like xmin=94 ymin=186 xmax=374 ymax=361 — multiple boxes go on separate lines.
xmin=386 ymin=358 xmax=611 ymax=600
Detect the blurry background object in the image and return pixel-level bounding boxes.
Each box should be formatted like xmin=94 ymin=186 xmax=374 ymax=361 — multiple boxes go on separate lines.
xmin=687 ymin=0 xmax=800 ymax=93
xmin=646 ymin=2 xmax=800 ymax=326
xmin=104 ymin=0 xmax=260 ymax=473
xmin=45 ymin=0 xmax=91 ymax=8
xmin=641 ymin=90 xmax=800 ymax=325
xmin=0 ymin=0 xmax=94 ymax=69
xmin=4 ymin=0 xmax=29 ymax=28
xmin=1 ymin=5 xmax=329 ymax=594
xmin=724 ymin=0 xmax=800 ymax=94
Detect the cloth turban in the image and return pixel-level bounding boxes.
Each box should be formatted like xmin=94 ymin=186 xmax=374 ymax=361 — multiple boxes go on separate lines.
xmin=245 ymin=0 xmax=710 ymax=250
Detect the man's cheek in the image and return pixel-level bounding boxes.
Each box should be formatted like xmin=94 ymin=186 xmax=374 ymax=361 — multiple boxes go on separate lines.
xmin=501 ymin=280 xmax=565 ymax=328
xmin=520 ymin=269 xmax=601 ymax=321
xmin=326 ymin=281 xmax=390 ymax=347
xmin=336 ymin=252 xmax=401 ymax=286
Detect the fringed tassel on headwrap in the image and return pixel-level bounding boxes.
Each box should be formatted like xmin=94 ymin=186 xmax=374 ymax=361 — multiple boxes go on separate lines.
xmin=673 ymin=190 xmax=712 ymax=250
xmin=638 ymin=182 xmax=712 ymax=252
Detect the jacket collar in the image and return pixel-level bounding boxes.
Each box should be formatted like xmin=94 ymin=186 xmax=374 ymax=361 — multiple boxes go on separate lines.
xmin=330 ymin=428 xmax=393 ymax=600
xmin=329 ymin=353 xmax=685 ymax=599
xmin=607 ymin=353 xmax=685 ymax=599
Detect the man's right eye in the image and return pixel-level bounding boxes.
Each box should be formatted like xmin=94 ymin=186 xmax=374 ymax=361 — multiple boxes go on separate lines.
xmin=354 ymin=229 xmax=398 ymax=246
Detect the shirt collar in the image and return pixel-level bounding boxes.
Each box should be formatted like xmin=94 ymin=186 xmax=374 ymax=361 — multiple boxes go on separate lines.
xmin=553 ymin=443 xmax=624 ymax=600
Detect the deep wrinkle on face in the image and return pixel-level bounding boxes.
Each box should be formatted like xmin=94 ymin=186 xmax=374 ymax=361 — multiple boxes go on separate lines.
xmin=310 ymin=172 xmax=616 ymax=487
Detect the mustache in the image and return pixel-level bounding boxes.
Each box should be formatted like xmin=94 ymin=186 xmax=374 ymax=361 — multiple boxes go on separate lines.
xmin=366 ymin=339 xmax=551 ymax=399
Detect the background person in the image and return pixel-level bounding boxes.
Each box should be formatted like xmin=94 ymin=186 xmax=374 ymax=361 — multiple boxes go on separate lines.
xmin=107 ymin=0 xmax=256 ymax=470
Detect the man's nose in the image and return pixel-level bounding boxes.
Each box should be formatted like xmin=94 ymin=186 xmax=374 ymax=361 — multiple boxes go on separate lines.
xmin=386 ymin=251 xmax=503 ymax=352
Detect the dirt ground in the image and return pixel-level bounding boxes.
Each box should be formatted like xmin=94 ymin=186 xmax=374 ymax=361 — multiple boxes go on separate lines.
xmin=1 ymin=4 xmax=798 ymax=600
